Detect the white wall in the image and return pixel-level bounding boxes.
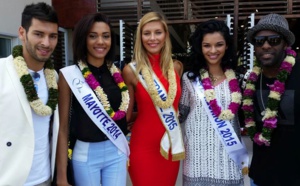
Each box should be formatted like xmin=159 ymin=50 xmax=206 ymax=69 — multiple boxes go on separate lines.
xmin=0 ymin=0 xmax=52 ymax=37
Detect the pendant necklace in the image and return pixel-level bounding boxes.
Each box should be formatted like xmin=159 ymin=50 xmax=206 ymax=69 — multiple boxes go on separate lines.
xmin=209 ymin=73 xmax=224 ymax=86
xmin=260 ymin=72 xmax=266 ymax=116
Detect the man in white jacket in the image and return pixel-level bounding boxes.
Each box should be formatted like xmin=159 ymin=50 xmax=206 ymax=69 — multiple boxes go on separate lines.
xmin=0 ymin=2 xmax=59 ymax=185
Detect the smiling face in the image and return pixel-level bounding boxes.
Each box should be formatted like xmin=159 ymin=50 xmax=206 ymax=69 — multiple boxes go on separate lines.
xmin=201 ymin=31 xmax=227 ymax=67
xmin=254 ymin=30 xmax=287 ymax=67
xmin=19 ymin=18 xmax=58 ymax=64
xmin=86 ymin=21 xmax=111 ymax=65
xmin=141 ymin=21 xmax=166 ymax=55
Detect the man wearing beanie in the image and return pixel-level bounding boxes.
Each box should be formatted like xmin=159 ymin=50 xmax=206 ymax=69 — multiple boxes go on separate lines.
xmin=242 ymin=13 xmax=300 ymax=186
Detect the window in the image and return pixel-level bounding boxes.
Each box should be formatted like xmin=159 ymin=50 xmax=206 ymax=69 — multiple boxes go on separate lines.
xmin=0 ymin=37 xmax=11 ymax=58
xmin=52 ymin=28 xmax=69 ymax=71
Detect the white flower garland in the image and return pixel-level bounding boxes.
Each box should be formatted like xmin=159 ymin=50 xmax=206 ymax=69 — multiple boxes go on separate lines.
xmin=141 ymin=62 xmax=177 ymax=109
xmin=13 ymin=56 xmax=58 ymax=116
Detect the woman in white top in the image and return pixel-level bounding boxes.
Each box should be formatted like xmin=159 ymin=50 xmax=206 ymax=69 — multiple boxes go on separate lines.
xmin=179 ymin=19 xmax=245 ymax=186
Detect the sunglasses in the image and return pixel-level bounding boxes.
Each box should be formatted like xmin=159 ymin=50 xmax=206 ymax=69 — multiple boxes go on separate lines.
xmin=31 ymin=72 xmax=40 ymax=91
xmin=253 ymin=35 xmax=283 ymax=47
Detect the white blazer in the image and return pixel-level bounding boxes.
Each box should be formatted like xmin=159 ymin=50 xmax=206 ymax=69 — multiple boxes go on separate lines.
xmin=0 ymin=55 xmax=59 ymax=185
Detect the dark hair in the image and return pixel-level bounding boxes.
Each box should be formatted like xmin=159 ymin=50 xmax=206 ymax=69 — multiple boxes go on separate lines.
xmin=72 ymin=13 xmax=116 ymax=64
xmin=21 ymin=2 xmax=58 ymax=31
xmin=187 ymin=19 xmax=237 ymax=80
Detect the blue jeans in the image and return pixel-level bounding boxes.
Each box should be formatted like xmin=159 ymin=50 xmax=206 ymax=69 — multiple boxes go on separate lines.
xmin=72 ymin=140 xmax=127 ymax=186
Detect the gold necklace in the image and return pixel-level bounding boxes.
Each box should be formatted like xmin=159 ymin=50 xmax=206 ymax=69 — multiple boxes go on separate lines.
xmin=209 ymin=73 xmax=224 ymax=85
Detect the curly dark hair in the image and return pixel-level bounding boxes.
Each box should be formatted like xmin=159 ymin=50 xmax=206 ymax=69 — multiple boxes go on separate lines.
xmin=187 ymin=19 xmax=237 ymax=80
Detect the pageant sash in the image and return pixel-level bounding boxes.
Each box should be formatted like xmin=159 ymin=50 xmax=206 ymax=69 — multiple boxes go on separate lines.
xmin=61 ymin=65 xmax=129 ymax=157
xmin=194 ymin=77 xmax=248 ymax=170
xmin=129 ymin=63 xmax=185 ymax=160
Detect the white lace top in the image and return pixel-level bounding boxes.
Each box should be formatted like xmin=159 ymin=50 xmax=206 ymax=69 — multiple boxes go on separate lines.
xmin=179 ymin=72 xmax=243 ymax=186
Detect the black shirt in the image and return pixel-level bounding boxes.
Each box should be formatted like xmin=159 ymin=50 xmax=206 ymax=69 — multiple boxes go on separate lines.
xmin=69 ymin=62 xmax=128 ymax=145
xmin=249 ymin=58 xmax=300 ymax=186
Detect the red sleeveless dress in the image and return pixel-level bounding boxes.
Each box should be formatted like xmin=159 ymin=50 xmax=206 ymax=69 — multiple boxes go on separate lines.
xmin=128 ymin=55 xmax=181 ymax=186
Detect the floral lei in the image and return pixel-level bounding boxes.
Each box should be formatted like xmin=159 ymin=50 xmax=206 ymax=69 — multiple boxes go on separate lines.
xmin=12 ymin=45 xmax=58 ymax=116
xmin=141 ymin=61 xmax=177 ymax=109
xmin=242 ymin=48 xmax=296 ymax=146
xmin=201 ymin=68 xmax=242 ymax=120
xmin=78 ymin=61 xmax=129 ymax=121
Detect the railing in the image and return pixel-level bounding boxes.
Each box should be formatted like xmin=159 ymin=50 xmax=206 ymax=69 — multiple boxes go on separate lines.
xmin=97 ymin=0 xmax=300 ymax=25
xmin=293 ymin=0 xmax=300 ymax=13
xmin=97 ymin=0 xmax=139 ymax=25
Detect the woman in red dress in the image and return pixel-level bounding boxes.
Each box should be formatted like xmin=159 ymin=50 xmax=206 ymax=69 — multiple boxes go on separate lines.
xmin=123 ymin=12 xmax=185 ymax=186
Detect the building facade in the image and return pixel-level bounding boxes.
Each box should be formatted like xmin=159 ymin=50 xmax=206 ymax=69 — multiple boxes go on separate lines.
xmin=0 ymin=0 xmax=51 ymax=58
xmin=1 ymin=0 xmax=300 ymax=70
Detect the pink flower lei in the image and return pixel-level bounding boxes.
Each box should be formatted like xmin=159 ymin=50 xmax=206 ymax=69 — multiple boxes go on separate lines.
xmin=242 ymin=48 xmax=296 ymax=146
xmin=201 ymin=68 xmax=242 ymax=120
xmin=78 ymin=61 xmax=129 ymax=121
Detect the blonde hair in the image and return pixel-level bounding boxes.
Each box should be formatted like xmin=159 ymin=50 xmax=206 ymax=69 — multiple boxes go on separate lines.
xmin=133 ymin=12 xmax=173 ymax=77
